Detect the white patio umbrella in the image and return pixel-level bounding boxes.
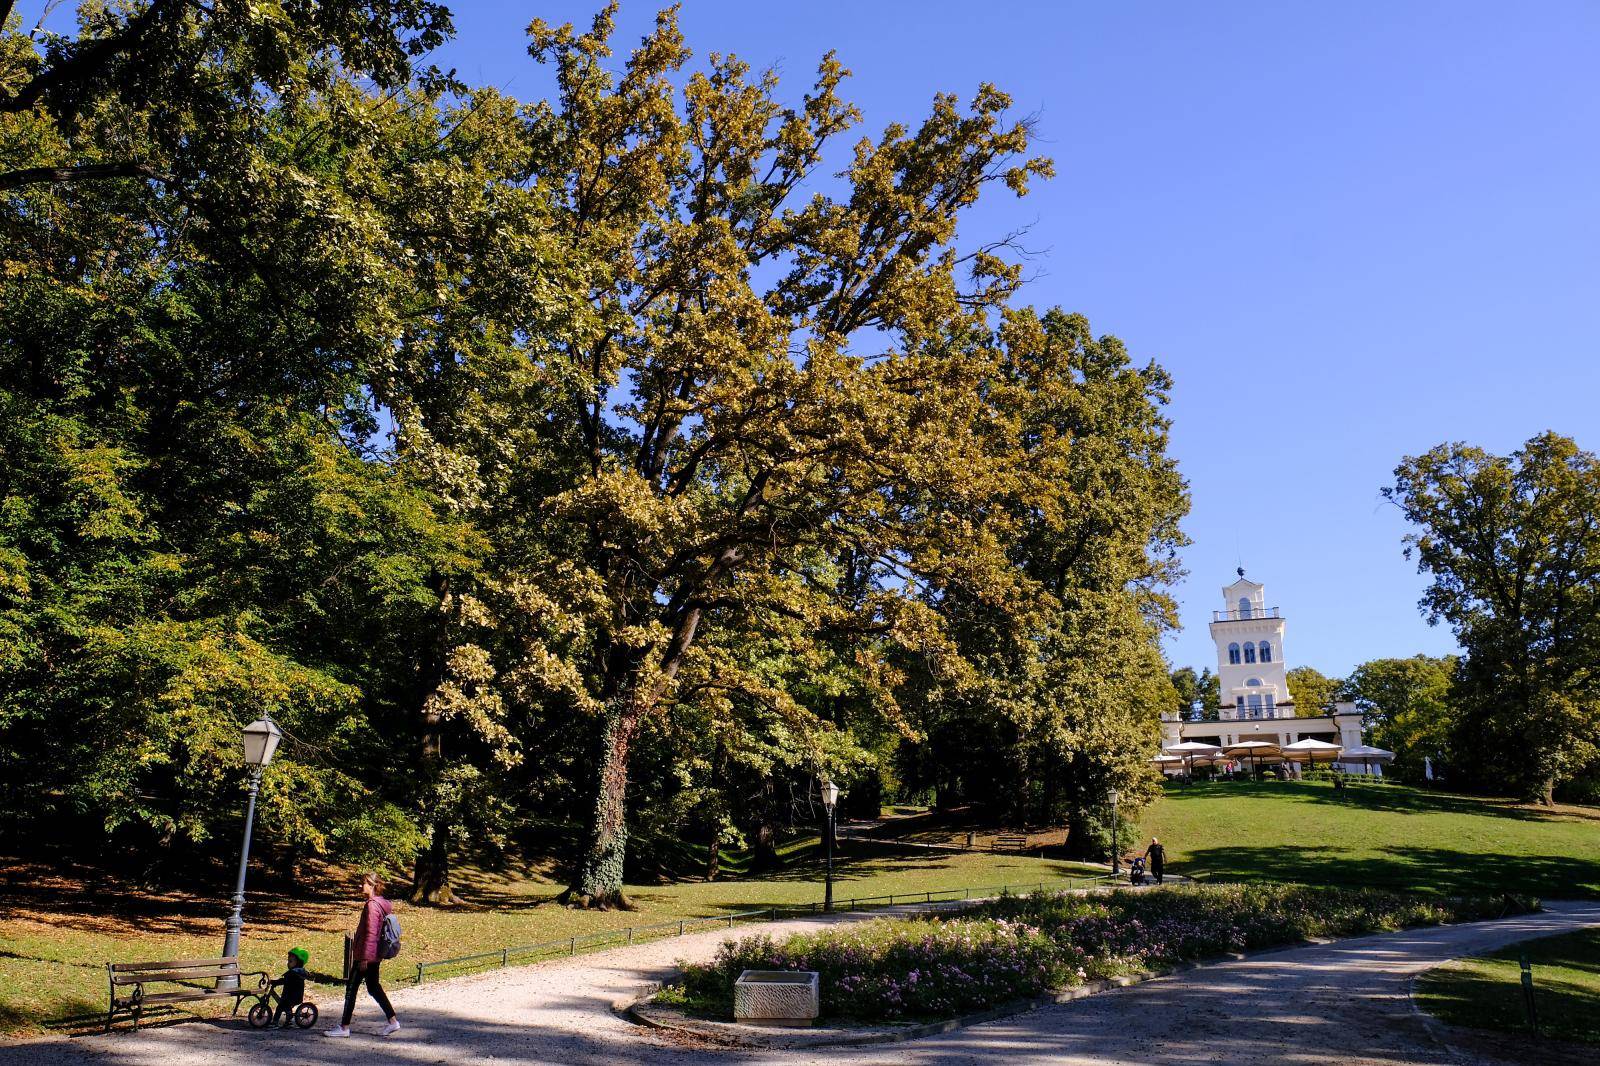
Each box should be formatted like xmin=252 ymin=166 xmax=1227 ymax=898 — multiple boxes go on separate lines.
xmin=1150 ymin=754 xmax=1186 ymax=777
xmin=1342 ymin=744 xmax=1395 ymax=777
xmin=1164 ymin=741 xmax=1223 ymax=783
xmin=1281 ymin=738 xmax=1342 ymax=774
xmin=1224 ymin=741 xmax=1282 ymax=779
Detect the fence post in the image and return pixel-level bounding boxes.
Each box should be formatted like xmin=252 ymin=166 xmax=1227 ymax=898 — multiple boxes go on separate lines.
xmin=679 ymin=920 xmax=685 ymax=935
xmin=569 ymin=937 xmax=576 ymax=956
xmin=502 ymin=948 xmax=509 ymax=968
xmin=1519 ymin=952 xmax=1539 ymax=1035
xmin=627 ymin=927 xmax=633 ymax=945
xmin=415 ymin=963 xmax=424 ymax=986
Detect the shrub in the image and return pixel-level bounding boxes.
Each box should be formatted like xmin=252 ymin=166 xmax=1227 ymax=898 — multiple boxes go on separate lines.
xmin=671 ymin=884 xmax=1538 ymax=1022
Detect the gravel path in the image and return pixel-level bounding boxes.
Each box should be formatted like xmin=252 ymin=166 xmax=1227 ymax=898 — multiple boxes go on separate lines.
xmin=3 ymin=900 xmax=1596 ymax=1066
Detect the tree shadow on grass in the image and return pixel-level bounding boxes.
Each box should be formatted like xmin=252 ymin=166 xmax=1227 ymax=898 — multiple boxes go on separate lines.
xmin=1180 ymin=843 xmax=1600 ymax=899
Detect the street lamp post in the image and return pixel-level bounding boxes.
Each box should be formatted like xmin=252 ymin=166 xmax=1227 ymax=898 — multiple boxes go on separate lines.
xmin=820 ymin=778 xmax=840 ymax=912
xmin=1107 ymin=788 xmax=1121 ymax=878
xmin=219 ymin=714 xmax=283 ymax=987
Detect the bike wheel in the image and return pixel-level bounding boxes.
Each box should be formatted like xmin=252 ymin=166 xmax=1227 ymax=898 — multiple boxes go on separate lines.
xmin=247 ymin=1002 xmax=272 ymax=1028
xmin=294 ymin=1002 xmax=319 ymax=1029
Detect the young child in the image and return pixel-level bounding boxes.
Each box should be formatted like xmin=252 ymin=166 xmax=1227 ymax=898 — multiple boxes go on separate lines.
xmin=271 ymin=947 xmax=311 ymax=1027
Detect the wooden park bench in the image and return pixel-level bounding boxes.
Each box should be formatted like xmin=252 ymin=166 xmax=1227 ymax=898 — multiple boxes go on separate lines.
xmin=105 ymin=956 xmax=269 ymax=1031
xmin=992 ymin=834 xmax=1028 ymax=852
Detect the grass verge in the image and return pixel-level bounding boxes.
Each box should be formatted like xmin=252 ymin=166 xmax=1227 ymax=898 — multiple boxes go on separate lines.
xmin=1416 ymin=926 xmax=1600 ymax=1046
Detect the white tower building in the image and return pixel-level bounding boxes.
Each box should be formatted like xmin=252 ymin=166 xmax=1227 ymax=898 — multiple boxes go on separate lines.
xmin=1210 ymin=570 xmax=1292 ymax=719
xmin=1160 ymin=569 xmax=1370 ymax=769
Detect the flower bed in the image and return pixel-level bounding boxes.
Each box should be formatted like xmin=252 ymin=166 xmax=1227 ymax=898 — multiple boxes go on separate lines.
xmin=666 ymin=884 xmax=1537 ymax=1024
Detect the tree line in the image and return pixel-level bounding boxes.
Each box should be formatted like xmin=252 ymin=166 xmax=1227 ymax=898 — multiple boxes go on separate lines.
xmin=0 ymin=2 xmax=1188 ymax=904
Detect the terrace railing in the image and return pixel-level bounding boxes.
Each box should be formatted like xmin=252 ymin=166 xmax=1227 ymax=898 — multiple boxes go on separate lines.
xmin=1212 ymin=607 xmax=1280 ymax=621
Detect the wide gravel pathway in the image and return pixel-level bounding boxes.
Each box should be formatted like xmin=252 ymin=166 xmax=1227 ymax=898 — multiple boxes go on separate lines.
xmin=3 ymin=900 xmax=1597 ymax=1065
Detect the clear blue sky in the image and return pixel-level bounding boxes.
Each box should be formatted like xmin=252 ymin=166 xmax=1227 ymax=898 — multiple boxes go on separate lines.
xmin=30 ymin=2 xmax=1600 ymax=675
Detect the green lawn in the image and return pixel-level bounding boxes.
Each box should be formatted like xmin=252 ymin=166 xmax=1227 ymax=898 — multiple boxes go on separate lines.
xmin=1416 ymin=926 xmax=1600 ymax=1045
xmin=0 ymin=841 xmax=1097 ymax=1038
xmin=1137 ymin=780 xmax=1600 ymax=899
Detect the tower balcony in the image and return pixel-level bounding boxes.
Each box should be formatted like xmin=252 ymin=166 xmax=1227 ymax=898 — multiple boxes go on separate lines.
xmin=1212 ymin=606 xmax=1280 ymax=622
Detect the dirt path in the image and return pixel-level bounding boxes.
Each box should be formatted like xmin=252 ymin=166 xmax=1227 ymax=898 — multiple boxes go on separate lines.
xmin=2 ymin=900 xmax=1596 ymax=1065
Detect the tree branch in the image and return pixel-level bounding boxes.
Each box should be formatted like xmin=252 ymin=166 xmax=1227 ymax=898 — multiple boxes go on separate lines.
xmin=0 ymin=0 xmax=184 ymax=118
xmin=0 ymin=160 xmax=175 ymax=191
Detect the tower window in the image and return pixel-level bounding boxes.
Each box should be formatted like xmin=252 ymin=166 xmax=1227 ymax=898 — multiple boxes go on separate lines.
xmin=1238 ymin=597 xmax=1253 ymax=619
xmin=1228 ymin=642 xmax=1241 ymax=665
xmin=1259 ymin=641 xmax=1272 ymax=662
xmin=1244 ymin=642 xmax=1257 ymax=663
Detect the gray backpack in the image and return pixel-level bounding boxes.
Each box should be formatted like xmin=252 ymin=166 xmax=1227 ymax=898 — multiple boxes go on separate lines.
xmin=378 ymin=912 xmax=403 ymax=960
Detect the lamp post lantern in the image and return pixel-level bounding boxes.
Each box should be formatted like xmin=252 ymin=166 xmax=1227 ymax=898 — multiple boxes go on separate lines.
xmin=820 ymin=778 xmax=840 ymax=912
xmin=1107 ymin=788 xmax=1121 ymax=878
xmin=219 ymin=714 xmax=282 ymax=987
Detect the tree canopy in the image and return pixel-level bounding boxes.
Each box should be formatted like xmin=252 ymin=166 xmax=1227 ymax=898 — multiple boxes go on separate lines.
xmin=1 ymin=2 xmax=1189 ymax=902
xmin=1386 ymin=431 xmax=1600 ymax=804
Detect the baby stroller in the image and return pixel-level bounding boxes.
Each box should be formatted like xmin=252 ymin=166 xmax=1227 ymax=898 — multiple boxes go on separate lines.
xmin=1128 ymin=856 xmax=1147 ymax=886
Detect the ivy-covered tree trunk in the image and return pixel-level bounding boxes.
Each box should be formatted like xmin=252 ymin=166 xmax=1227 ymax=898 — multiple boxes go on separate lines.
xmin=566 ymin=701 xmax=642 ymax=908
xmin=411 ymin=702 xmax=460 ymax=905
xmin=412 ymin=826 xmax=456 ymax=905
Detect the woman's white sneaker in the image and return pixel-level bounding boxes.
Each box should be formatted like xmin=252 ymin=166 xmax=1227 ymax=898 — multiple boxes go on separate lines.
xmin=323 ymin=1025 xmax=350 ymax=1037
xmin=380 ymin=1019 xmax=402 ymax=1036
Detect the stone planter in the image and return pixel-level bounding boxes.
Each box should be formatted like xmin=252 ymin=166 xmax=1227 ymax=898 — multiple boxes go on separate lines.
xmin=733 ymin=969 xmax=820 ymax=1026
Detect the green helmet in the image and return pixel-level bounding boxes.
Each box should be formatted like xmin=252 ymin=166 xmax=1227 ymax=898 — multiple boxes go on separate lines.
xmin=288 ymin=947 xmax=309 ymax=966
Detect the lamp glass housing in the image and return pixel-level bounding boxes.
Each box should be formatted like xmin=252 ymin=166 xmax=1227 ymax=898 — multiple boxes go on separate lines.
xmin=1107 ymin=787 xmax=1120 ymax=806
xmin=242 ymin=717 xmax=283 ymax=767
xmin=820 ymin=779 xmax=840 ymax=809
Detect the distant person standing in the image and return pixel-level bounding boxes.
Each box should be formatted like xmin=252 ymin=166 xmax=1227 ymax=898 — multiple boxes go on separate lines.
xmin=1143 ymin=837 xmax=1166 ymax=885
xmin=326 ymin=872 xmax=401 ymax=1038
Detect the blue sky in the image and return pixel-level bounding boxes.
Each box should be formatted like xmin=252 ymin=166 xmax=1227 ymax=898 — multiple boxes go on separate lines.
xmin=27 ymin=2 xmax=1599 ymax=675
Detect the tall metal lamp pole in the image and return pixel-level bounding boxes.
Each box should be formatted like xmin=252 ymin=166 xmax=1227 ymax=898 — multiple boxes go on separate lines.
xmin=1107 ymin=788 xmax=1121 ymax=878
xmin=821 ymin=778 xmax=840 ymax=912
xmin=219 ymin=714 xmax=282 ymax=987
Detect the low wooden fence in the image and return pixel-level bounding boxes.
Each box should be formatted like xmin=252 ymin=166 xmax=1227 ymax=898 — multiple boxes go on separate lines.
xmin=410 ymin=872 xmax=1119 ymax=985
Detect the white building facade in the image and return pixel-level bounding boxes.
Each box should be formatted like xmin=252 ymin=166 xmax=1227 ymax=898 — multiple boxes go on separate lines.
xmin=1161 ymin=571 xmax=1368 ymax=761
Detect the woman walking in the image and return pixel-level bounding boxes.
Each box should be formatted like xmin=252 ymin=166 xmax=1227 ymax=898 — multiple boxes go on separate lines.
xmin=325 ymin=871 xmax=401 ymax=1038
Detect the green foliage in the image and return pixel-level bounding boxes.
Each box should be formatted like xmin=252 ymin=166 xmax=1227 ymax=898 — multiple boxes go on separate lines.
xmin=1343 ymin=655 xmax=1457 ymax=781
xmin=1171 ymin=666 xmax=1220 ymax=716
xmin=1 ymin=3 xmax=1187 ymax=902
xmin=1285 ymin=665 xmax=1343 ymax=716
xmin=1386 ymin=432 xmax=1600 ymax=804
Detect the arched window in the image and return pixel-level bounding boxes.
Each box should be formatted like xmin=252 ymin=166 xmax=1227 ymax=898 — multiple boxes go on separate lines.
xmin=1258 ymin=640 xmax=1272 ymax=663
xmin=1228 ymin=642 xmax=1241 ymax=665
xmin=1246 ymin=677 xmax=1263 ymax=686
xmin=1238 ymin=597 xmax=1253 ymax=619
xmin=1244 ymin=642 xmax=1257 ymax=663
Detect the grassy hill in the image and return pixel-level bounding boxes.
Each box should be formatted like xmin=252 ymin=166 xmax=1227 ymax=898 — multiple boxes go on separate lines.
xmin=1138 ymin=780 xmax=1600 ymax=899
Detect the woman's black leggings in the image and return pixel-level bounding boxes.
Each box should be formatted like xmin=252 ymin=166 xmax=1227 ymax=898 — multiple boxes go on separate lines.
xmin=341 ymin=962 xmax=396 ymax=1025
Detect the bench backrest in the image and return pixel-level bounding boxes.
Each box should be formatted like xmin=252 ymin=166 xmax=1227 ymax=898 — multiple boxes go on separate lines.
xmin=108 ymin=958 xmax=241 ymax=985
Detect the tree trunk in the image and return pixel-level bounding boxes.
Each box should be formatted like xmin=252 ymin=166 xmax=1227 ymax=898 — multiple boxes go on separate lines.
xmin=564 ymin=702 xmax=642 ymax=908
xmin=1062 ymin=804 xmax=1097 ymax=861
xmin=706 ymin=833 xmax=721 ymax=882
xmin=411 ymin=830 xmax=457 ymax=905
